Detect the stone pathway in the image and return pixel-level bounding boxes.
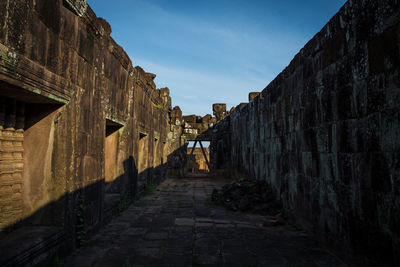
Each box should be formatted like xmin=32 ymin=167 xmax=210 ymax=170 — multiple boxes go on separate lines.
xmin=63 ymin=177 xmax=347 ymax=267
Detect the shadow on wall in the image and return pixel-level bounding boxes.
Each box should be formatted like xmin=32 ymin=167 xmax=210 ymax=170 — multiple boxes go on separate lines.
xmin=186 ymin=153 xmax=202 ymax=173
xmin=0 ymin=135 xmax=231 ymax=266
xmin=166 ymin=144 xmax=187 ymax=178
xmin=0 ymin=154 xmax=136 ymax=266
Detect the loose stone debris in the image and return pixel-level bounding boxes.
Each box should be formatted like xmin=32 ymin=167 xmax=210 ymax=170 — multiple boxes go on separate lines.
xmin=211 ymin=179 xmax=283 ymax=216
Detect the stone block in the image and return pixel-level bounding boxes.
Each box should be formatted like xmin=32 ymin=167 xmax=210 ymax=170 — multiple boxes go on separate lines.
xmin=12 ymin=192 xmax=22 ymax=200
xmin=171 ymin=106 xmax=182 ymax=118
xmin=171 ymin=117 xmax=182 ymax=126
xmin=160 ymin=87 xmax=170 ymax=96
xmin=249 ymin=92 xmax=260 ymax=102
xmin=213 ymin=103 xmax=226 ymax=121
xmin=63 ymin=0 xmax=87 ymax=17
xmin=202 ymin=114 xmax=212 ymax=123
xmin=0 ymin=185 xmax=12 ymax=195
xmin=183 ymin=115 xmax=197 ymax=123
xmin=97 ymin=18 xmax=111 ymax=36
xmin=195 ymin=222 xmax=213 ymax=227
xmin=213 ymin=103 xmax=226 ymax=113
xmin=175 ymin=218 xmax=194 ymax=226
xmin=12 ymin=184 xmax=21 ymax=193
xmin=183 ymin=128 xmax=198 ymax=135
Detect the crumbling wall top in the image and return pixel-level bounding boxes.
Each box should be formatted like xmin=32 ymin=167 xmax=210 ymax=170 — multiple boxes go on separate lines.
xmin=96 ymin=17 xmax=112 ymax=36
xmin=63 ymin=0 xmax=87 ymax=17
xmin=249 ymin=92 xmax=260 ymax=102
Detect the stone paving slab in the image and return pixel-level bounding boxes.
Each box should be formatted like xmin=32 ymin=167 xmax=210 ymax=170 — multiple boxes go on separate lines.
xmin=63 ymin=177 xmax=348 ymax=267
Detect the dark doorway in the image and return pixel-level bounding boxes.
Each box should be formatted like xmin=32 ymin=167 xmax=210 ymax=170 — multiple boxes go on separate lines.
xmin=138 ymin=132 xmax=149 ymax=184
xmin=104 ymin=119 xmax=123 ymax=186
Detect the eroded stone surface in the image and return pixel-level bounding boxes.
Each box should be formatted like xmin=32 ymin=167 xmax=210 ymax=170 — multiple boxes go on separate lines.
xmin=218 ymin=1 xmax=400 ymax=265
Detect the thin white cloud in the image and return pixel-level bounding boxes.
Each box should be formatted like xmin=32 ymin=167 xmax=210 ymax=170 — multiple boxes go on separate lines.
xmin=100 ymin=0 xmax=311 ymax=115
xmin=128 ymin=0 xmax=308 ymax=68
xmin=134 ymin=57 xmax=269 ymax=116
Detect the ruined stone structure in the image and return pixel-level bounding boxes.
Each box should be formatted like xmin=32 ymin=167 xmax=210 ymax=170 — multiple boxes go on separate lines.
xmin=186 ymin=147 xmax=210 ymax=174
xmin=165 ymin=104 xmax=231 ymax=178
xmin=167 ymin=0 xmax=400 ymax=264
xmin=0 ymin=0 xmax=399 ymax=266
xmin=0 ymin=0 xmax=180 ymax=265
xmin=224 ymin=0 xmax=400 ymax=265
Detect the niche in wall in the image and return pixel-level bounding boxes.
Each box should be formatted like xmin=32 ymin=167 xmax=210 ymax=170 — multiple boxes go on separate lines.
xmin=0 ymin=81 xmax=64 ymax=228
xmin=137 ymin=131 xmax=149 ymax=183
xmin=104 ymin=119 xmax=123 ymax=185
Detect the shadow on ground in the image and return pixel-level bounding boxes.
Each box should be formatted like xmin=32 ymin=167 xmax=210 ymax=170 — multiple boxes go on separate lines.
xmin=63 ymin=177 xmax=347 ymax=267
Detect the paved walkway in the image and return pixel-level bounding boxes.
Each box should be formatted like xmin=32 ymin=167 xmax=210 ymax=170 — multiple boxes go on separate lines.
xmin=63 ymin=177 xmax=347 ymax=267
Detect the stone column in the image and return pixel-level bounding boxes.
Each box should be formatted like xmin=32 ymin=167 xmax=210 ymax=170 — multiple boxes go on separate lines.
xmin=213 ymin=103 xmax=226 ymax=122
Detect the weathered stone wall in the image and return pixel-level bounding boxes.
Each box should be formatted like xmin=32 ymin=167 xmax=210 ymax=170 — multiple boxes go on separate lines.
xmin=132 ymin=67 xmax=171 ymax=192
xmin=0 ymin=98 xmax=24 ymax=229
xmin=186 ymin=147 xmax=210 ymax=173
xmin=0 ymin=0 xmax=174 ymax=264
xmin=166 ymin=104 xmax=232 ymax=177
xmin=229 ymin=0 xmax=400 ymax=264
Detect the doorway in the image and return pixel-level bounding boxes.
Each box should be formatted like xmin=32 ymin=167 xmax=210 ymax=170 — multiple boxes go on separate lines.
xmin=104 ymin=119 xmax=123 ymax=186
xmin=185 ymin=140 xmax=211 ymax=176
xmin=137 ymin=132 xmax=149 ymax=184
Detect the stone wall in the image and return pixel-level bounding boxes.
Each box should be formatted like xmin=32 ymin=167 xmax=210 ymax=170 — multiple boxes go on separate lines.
xmin=165 ymin=103 xmax=232 ymax=177
xmin=0 ymin=0 xmax=174 ymax=264
xmin=186 ymin=147 xmax=210 ymax=173
xmin=0 ymin=98 xmax=24 ymax=230
xmin=228 ymin=0 xmax=400 ymax=264
xmin=1 ymin=0 xmax=399 ymax=265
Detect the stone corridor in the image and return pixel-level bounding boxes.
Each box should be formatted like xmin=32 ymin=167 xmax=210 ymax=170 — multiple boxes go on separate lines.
xmin=1 ymin=0 xmax=399 ymax=265
xmin=63 ymin=177 xmax=346 ymax=267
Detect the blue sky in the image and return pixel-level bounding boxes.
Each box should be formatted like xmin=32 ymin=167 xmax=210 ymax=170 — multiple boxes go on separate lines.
xmin=87 ymin=0 xmax=346 ymax=116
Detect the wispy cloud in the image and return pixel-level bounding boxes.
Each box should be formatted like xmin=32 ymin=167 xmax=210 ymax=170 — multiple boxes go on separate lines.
xmin=119 ymin=1 xmax=309 ymax=116
xmin=123 ymin=0 xmax=308 ymax=69
xmin=89 ymin=0 xmax=334 ymax=116
xmin=134 ymin=57 xmax=269 ymax=116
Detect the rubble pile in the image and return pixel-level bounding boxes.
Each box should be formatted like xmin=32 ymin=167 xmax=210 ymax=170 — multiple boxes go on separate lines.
xmin=211 ymin=180 xmax=282 ymax=215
